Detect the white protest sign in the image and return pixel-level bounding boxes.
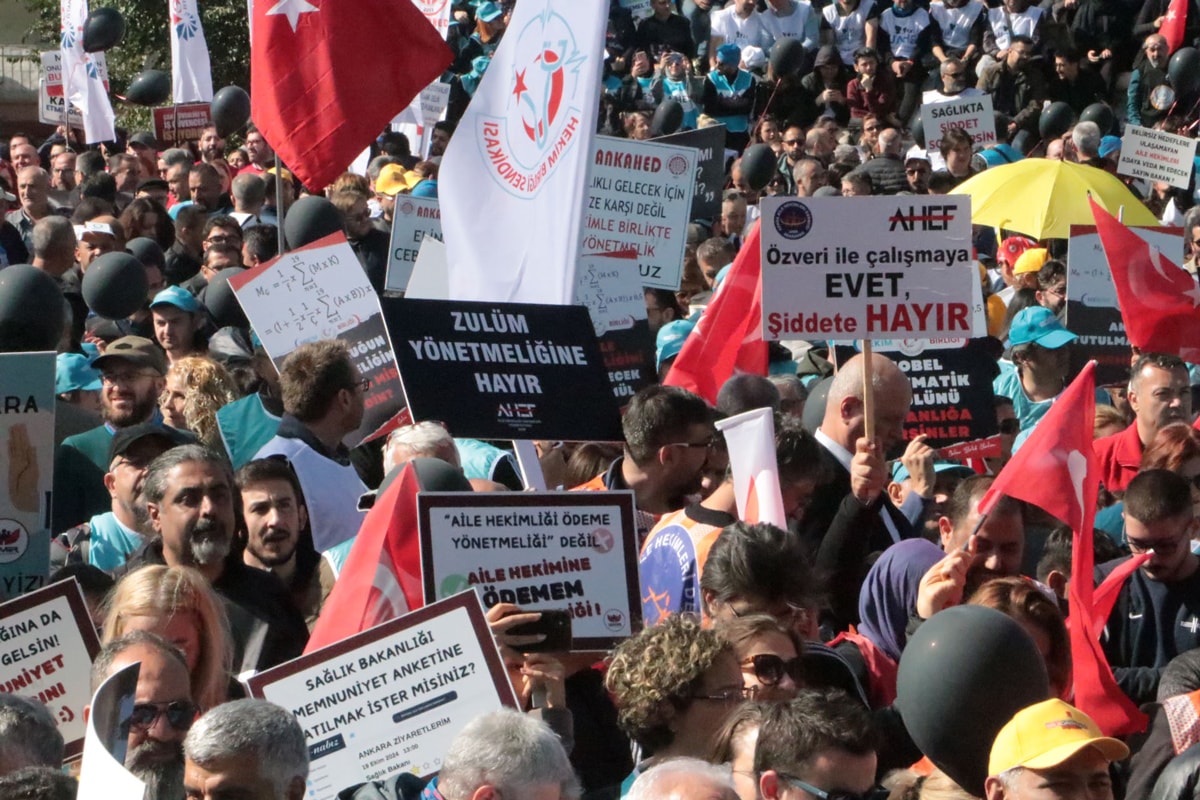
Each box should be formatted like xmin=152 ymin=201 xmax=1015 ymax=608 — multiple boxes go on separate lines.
xmin=418 ymin=491 xmax=641 ymax=648
xmin=386 ymin=196 xmax=443 ymax=293
xmin=246 ymin=592 xmax=517 ymax=798
xmin=760 ymin=196 xmax=976 ymax=340
xmin=410 ymin=0 xmax=453 ymax=39
xmin=920 ymin=94 xmax=995 ymax=170
xmin=1118 ymin=125 xmax=1196 ymax=190
xmin=0 ymin=352 xmax=57 ymax=599
xmin=228 ymin=231 xmax=404 ymax=444
xmin=396 ymin=82 xmax=453 ymax=158
xmin=619 ymin=0 xmax=654 ymax=19
xmin=583 ymin=136 xmax=697 ymax=290
xmin=39 ymin=81 xmax=82 ymax=127
xmin=574 ymin=256 xmax=648 ymax=336
xmin=77 ymin=662 xmax=145 ymax=800
xmin=0 ymin=580 xmax=101 ymax=759
xmin=41 ymin=50 xmax=109 ymax=94
xmin=404 ymin=237 xmax=451 ymax=299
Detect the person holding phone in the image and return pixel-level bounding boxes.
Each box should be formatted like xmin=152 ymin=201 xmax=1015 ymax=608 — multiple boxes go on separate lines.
xmin=486 ymin=603 xmax=574 ymax=751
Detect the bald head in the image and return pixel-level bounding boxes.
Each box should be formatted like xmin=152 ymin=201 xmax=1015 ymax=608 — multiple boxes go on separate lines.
xmin=820 ymin=353 xmax=912 ymax=451
xmin=878 ymin=128 xmax=902 ymax=156
xmin=627 ymin=759 xmax=739 ymax=800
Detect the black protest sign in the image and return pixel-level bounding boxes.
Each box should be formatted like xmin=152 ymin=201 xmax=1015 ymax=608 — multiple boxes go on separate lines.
xmin=654 ymin=124 xmax=727 ymax=221
xmin=884 ymin=338 xmax=999 ymax=448
xmin=382 ymin=298 xmax=624 ymax=441
xmin=1066 ymin=303 xmax=1130 ymax=387
xmin=598 ymin=321 xmax=657 ymax=404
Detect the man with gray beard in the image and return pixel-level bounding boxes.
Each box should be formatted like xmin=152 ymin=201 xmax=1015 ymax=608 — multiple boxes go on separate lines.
xmin=87 ymin=632 xmax=194 ymax=800
xmin=122 ymin=445 xmax=309 ymax=670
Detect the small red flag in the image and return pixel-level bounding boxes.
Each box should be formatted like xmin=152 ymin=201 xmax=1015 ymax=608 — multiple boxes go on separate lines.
xmin=304 ymin=463 xmax=424 ymax=654
xmin=663 ymin=222 xmax=768 ymax=403
xmin=979 ymin=362 xmax=1147 ymax=735
xmin=250 ymin=0 xmax=452 ymax=190
xmin=1091 ymin=198 xmax=1200 ymax=363
xmin=1162 ymin=0 xmax=1189 ymax=53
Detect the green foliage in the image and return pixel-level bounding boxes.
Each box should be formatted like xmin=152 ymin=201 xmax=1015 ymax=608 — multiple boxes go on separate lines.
xmin=20 ymin=0 xmax=249 ymax=127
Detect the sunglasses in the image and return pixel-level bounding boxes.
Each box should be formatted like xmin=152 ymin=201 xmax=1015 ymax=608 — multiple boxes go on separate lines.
xmin=780 ymin=776 xmax=886 ymax=800
xmin=127 ymin=700 xmax=196 ymax=731
xmin=742 ymin=653 xmax=804 ymax=686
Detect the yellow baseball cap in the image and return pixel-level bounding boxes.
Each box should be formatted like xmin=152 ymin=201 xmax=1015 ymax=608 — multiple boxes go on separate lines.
xmin=376 ymin=164 xmax=420 ymax=197
xmin=988 ymin=699 xmax=1129 ymax=777
xmin=1013 ymin=247 xmax=1050 ymax=275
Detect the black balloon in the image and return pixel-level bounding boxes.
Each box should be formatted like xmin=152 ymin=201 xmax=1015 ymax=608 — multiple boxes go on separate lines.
xmin=1010 ymin=128 xmax=1034 ymax=155
xmin=769 ymin=37 xmax=807 ymax=77
xmin=1079 ymin=102 xmax=1116 ymax=134
xmin=0 ymin=266 xmax=66 ymax=352
xmin=896 ymin=605 xmax=1050 ymax=796
xmin=211 ymin=85 xmax=252 ymax=138
xmin=1169 ymin=47 xmax=1200 ymax=97
xmin=650 ymin=99 xmax=684 ymax=137
xmin=126 ymin=237 xmax=166 ymax=271
xmin=126 ymin=70 xmax=171 ymax=106
xmin=284 ymin=195 xmax=344 ymax=249
xmin=83 ymin=251 xmax=150 ymax=320
xmin=739 ymin=144 xmax=777 ymax=191
xmin=83 ymin=7 xmax=125 ymax=52
xmin=911 ymin=116 xmax=925 ymax=149
xmin=203 ymin=267 xmax=249 ymax=329
xmin=1038 ymin=101 xmax=1077 ymax=140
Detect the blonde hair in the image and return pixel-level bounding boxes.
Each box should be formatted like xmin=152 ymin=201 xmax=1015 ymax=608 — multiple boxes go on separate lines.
xmin=162 ymin=356 xmax=238 ymax=447
xmin=102 ymin=565 xmax=232 ymax=711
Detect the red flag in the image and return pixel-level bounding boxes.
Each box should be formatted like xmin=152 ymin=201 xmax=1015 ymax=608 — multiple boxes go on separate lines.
xmin=663 ymin=222 xmax=768 ymax=403
xmin=1090 ymin=198 xmax=1200 ymax=363
xmin=250 ymin=0 xmax=451 ymax=191
xmin=1162 ymin=0 xmax=1188 ymax=53
xmin=304 ymin=463 xmax=424 ymax=653
xmin=979 ymin=362 xmax=1146 ymax=735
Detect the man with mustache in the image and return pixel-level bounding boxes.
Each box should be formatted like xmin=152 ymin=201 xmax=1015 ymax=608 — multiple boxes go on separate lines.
xmin=124 ymin=445 xmax=309 ymax=670
xmin=53 ymin=336 xmax=167 ymax=532
xmin=88 ymin=631 xmax=194 ymax=800
xmin=1095 ymin=353 xmax=1193 ymax=494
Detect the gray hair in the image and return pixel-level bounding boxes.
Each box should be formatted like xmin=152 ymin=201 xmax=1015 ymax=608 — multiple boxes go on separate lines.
xmin=940 ymin=56 xmax=964 ymax=76
xmin=1183 ymin=205 xmax=1200 ymax=233
xmin=438 ymin=709 xmax=579 ymax=800
xmin=90 ymin=630 xmax=188 ymax=692
xmin=1072 ymin=121 xmax=1102 ymax=158
xmin=384 ymin=421 xmax=460 ymax=471
xmin=627 ymin=758 xmax=737 ymax=800
xmin=231 ymin=173 xmax=266 ymax=206
xmin=0 ymin=695 xmax=65 ymax=771
xmin=184 ymin=699 xmax=308 ymax=794
xmin=142 ymin=444 xmax=233 ymax=506
xmin=161 ymin=148 xmax=194 ymax=168
xmin=31 ymin=217 xmax=75 ymax=260
xmin=997 ymin=766 xmax=1024 ymax=788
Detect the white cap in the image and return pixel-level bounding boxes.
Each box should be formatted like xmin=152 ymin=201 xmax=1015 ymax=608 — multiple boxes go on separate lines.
xmin=905 ymin=144 xmax=930 ymax=163
xmin=741 ymin=45 xmax=767 ymax=70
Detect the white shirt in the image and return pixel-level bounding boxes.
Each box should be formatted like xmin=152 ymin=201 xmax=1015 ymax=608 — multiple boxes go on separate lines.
xmin=711 ymin=6 xmax=775 ymax=51
xmin=815 ymin=428 xmax=902 ymax=545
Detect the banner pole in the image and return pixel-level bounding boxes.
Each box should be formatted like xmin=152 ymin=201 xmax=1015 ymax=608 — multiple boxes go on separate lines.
xmin=513 ymin=440 xmax=547 ymax=491
xmin=861 ymin=339 xmax=875 ymax=442
xmin=273 ymin=151 xmax=286 ymax=256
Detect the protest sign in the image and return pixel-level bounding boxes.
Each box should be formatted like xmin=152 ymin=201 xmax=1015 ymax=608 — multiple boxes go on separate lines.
xmin=574 ymin=256 xmax=657 ymax=402
xmin=385 ymin=196 xmax=443 ymax=293
xmin=382 ymin=298 xmax=624 ymax=441
xmin=0 ymin=352 xmax=56 ymax=599
xmin=152 ymin=103 xmax=213 ymax=145
xmin=77 ymin=662 xmax=147 ymax=800
xmin=410 ymin=0 xmax=453 ymax=38
xmin=418 ymin=492 xmax=640 ymax=648
xmin=0 ymin=580 xmax=102 ymax=759
xmin=583 ymin=136 xmax=697 ymax=290
xmin=39 ymin=51 xmax=109 ymax=126
xmin=405 ymin=237 xmax=451 ymax=300
xmin=246 ymin=591 xmax=517 ymax=797
xmin=921 ymin=94 xmax=996 ymax=170
xmin=394 ymin=82 xmax=453 ymax=159
xmin=877 ymin=338 xmax=1000 ymax=451
xmin=1066 ymin=224 xmax=1185 ymax=386
xmin=228 ymin=232 xmax=404 ymax=444
xmin=759 ymin=196 xmax=976 ymax=340
xmin=654 ymin=125 xmax=727 ymax=221
xmin=1118 ymin=125 xmax=1196 ymax=190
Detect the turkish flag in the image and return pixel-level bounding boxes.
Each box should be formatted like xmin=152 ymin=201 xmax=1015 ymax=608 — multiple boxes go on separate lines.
xmin=304 ymin=463 xmax=423 ymax=653
xmin=978 ymin=362 xmax=1146 ymax=735
xmin=1162 ymin=0 xmax=1188 ymax=53
xmin=250 ymin=0 xmax=451 ymax=191
xmin=663 ymin=221 xmax=768 ymax=403
xmin=1091 ymin=198 xmax=1200 ymax=363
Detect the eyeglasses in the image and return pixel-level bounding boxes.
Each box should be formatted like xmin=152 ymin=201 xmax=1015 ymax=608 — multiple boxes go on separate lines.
xmin=102 ymin=370 xmax=158 ymax=385
xmin=349 ymin=378 xmax=371 ymax=393
xmin=905 ymin=167 xmax=929 ymax=175
xmin=779 ymin=775 xmax=884 ymax=800
xmin=692 ymin=686 xmax=750 ymax=703
xmin=742 ymin=653 xmax=804 ymax=686
xmin=998 ymin=418 xmax=1020 ymax=435
xmin=1042 ymin=284 xmax=1067 ymax=297
xmin=664 ymin=436 xmax=715 ymax=451
xmin=1127 ymin=535 xmax=1183 ymax=555
xmin=205 ymin=234 xmax=237 ymax=244
xmin=127 ymin=700 xmax=196 ymax=731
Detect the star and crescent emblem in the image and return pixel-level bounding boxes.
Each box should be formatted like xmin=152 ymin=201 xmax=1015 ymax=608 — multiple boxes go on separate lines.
xmin=266 ymin=0 xmax=317 ymax=31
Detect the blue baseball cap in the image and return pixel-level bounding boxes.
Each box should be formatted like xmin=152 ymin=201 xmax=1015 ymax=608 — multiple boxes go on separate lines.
xmin=56 ymin=352 xmax=102 ymax=395
xmin=656 ymin=319 xmax=695 ymax=369
xmin=892 ymin=460 xmax=975 ymax=484
xmin=150 ymin=285 xmax=202 ymax=314
xmin=477 ymin=1 xmax=503 ymax=22
xmin=1009 ymin=306 xmax=1077 ymax=349
xmin=410 ymin=179 xmax=438 ymax=199
xmin=717 ymin=43 xmax=742 ymax=66
xmin=1099 ymin=135 xmax=1122 ymax=159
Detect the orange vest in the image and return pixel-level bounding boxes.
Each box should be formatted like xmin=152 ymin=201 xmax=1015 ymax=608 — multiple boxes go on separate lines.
xmin=639 ymin=509 xmax=724 ymax=625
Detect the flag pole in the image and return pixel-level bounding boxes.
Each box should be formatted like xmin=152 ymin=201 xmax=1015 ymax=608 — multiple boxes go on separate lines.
xmin=861 ymin=338 xmax=875 ymax=441
xmin=273 ymin=151 xmax=285 ymax=256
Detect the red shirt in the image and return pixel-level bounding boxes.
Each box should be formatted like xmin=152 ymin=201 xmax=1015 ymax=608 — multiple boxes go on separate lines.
xmin=1094 ymin=422 xmax=1144 ymax=494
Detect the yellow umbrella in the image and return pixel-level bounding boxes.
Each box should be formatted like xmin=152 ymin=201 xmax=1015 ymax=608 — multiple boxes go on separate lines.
xmin=952 ymin=159 xmax=1159 ymax=239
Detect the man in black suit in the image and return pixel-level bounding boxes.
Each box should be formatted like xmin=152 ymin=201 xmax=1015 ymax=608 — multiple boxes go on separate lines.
xmin=803 ymin=352 xmax=933 ymax=628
